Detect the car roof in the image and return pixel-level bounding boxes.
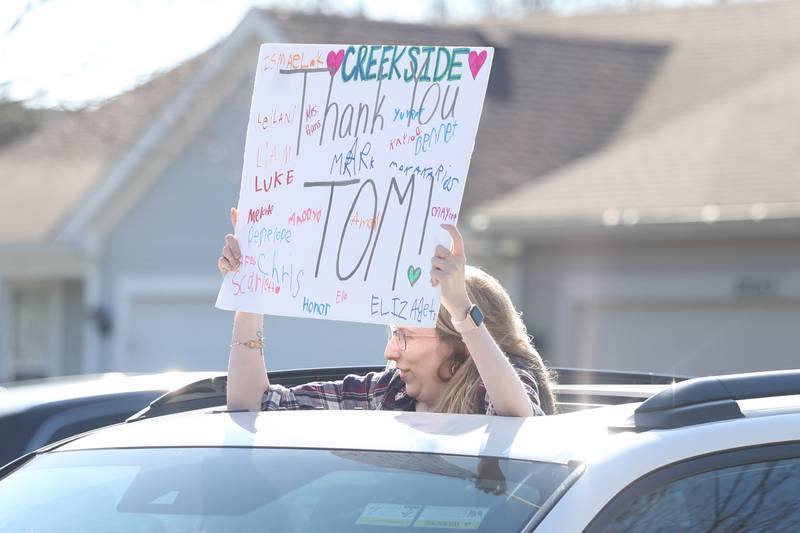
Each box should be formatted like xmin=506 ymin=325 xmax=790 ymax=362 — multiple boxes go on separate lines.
xmin=54 ymin=408 xmax=630 ymax=463
xmin=0 ymin=372 xmax=220 ymax=416
xmin=51 ymin=392 xmax=800 ymax=465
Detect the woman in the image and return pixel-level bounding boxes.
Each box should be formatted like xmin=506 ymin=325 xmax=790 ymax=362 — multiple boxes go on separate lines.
xmin=219 ymin=208 xmax=556 ymax=417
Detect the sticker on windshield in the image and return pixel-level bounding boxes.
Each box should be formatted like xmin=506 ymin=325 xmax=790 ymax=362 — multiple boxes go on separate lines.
xmin=412 ymin=506 xmax=489 ymax=529
xmin=356 ymin=503 xmax=423 ymax=526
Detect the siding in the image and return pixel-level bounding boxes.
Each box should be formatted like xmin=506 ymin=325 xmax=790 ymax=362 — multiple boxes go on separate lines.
xmin=521 ymin=238 xmax=800 ymax=375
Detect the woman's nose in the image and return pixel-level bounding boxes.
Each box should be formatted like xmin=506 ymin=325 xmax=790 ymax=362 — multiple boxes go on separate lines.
xmin=384 ymin=338 xmax=401 ymax=361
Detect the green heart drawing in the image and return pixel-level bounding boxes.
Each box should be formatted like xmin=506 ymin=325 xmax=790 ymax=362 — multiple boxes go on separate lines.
xmin=407 ymin=265 xmax=422 ymax=286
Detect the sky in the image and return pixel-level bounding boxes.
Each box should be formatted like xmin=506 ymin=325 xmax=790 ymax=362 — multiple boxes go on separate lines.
xmin=0 ymin=0 xmax=760 ymax=108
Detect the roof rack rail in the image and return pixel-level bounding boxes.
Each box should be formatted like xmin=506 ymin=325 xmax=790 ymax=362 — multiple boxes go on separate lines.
xmin=553 ymin=367 xmax=688 ymax=385
xmin=633 ymin=369 xmax=800 ymax=431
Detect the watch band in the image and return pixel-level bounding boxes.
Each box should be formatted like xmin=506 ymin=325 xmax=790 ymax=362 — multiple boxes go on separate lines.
xmin=452 ymin=304 xmax=484 ymax=334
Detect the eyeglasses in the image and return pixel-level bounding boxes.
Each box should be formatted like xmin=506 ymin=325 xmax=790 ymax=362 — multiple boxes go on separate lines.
xmin=390 ymin=327 xmax=439 ymax=351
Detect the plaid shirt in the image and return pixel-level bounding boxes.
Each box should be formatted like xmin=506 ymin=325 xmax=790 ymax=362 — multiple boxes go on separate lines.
xmin=261 ymin=361 xmax=545 ymax=416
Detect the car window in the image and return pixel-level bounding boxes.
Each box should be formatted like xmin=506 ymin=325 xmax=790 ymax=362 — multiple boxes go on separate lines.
xmin=0 ymin=447 xmax=576 ymax=532
xmin=37 ymin=391 xmax=164 ymax=445
xmin=599 ymin=456 xmax=800 ymax=532
xmin=0 ymin=413 xmax=43 ymax=467
xmin=0 ymin=392 xmax=163 ymax=467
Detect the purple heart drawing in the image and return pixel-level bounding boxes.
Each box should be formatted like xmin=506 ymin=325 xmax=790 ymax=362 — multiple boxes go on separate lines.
xmin=327 ymin=49 xmax=345 ymax=77
xmin=468 ymin=50 xmax=487 ymax=79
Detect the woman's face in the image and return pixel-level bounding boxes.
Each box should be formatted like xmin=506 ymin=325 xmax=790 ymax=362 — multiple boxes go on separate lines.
xmin=384 ymin=326 xmax=455 ymax=405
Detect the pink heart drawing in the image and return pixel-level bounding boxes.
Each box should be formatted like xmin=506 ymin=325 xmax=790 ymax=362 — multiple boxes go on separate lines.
xmin=468 ymin=50 xmax=487 ymax=79
xmin=327 ymin=49 xmax=345 ymax=77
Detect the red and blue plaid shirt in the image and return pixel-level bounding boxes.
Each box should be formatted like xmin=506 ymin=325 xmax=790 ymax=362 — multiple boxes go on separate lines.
xmin=261 ymin=362 xmax=544 ymax=416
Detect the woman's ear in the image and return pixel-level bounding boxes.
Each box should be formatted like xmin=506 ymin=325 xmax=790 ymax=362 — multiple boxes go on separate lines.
xmin=436 ymin=357 xmax=455 ymax=382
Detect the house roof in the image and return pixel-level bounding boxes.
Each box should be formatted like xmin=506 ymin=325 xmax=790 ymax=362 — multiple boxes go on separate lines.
xmin=485 ymin=0 xmax=800 ymax=141
xmin=0 ymin=50 xmax=211 ymax=244
xmin=3 ymin=2 xmax=798 ymax=246
xmin=266 ymin=9 xmax=666 ymax=212
xmin=471 ymin=0 xmax=800 ymax=234
xmin=475 ymin=54 xmax=800 ymax=232
xmin=0 ymin=9 xmax=664 ymax=245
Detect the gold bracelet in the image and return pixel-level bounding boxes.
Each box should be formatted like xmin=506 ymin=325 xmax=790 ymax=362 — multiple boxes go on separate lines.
xmin=231 ymin=331 xmax=264 ymax=355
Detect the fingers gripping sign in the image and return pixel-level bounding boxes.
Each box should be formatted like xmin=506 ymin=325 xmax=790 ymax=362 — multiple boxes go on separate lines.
xmin=444 ymin=223 xmax=465 ymax=257
xmin=431 ymin=224 xmax=471 ymax=319
xmin=218 ymin=207 xmax=243 ymax=276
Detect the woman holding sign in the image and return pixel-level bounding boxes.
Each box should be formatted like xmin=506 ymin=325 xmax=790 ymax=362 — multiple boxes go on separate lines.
xmin=219 ymin=208 xmax=555 ymax=417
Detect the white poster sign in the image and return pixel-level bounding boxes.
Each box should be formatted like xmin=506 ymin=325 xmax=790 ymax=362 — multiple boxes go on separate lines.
xmin=216 ymin=43 xmax=494 ymax=326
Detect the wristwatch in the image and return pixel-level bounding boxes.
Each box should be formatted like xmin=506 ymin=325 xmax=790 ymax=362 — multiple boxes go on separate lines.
xmin=452 ymin=304 xmax=485 ymax=334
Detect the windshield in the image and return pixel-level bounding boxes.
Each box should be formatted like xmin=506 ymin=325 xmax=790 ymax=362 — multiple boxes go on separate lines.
xmin=0 ymin=447 xmax=575 ymax=532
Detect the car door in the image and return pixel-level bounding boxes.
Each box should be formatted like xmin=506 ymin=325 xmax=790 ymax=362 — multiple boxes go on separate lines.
xmin=584 ymin=442 xmax=800 ymax=532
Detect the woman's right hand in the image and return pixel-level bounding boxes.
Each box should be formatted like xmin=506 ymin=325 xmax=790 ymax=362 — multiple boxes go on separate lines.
xmin=218 ymin=207 xmax=242 ymax=276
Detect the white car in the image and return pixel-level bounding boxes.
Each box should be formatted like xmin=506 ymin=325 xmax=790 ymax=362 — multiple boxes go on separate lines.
xmin=0 ymin=369 xmax=797 ymax=532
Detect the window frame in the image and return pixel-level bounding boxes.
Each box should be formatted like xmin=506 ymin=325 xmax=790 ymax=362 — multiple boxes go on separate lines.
xmin=584 ymin=440 xmax=800 ymax=532
xmin=8 ymin=281 xmax=65 ymax=380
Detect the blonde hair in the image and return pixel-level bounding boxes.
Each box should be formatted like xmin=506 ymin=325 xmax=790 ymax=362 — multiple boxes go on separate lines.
xmin=433 ymin=266 xmax=557 ymax=415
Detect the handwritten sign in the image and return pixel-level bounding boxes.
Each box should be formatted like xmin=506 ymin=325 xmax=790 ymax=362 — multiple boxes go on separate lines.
xmin=216 ymin=44 xmax=493 ymax=326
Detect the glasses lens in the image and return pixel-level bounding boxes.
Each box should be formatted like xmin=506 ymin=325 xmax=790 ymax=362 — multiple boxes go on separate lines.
xmin=392 ymin=329 xmax=406 ymax=351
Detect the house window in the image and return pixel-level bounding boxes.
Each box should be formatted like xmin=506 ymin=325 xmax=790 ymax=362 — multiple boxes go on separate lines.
xmin=10 ymin=284 xmax=58 ymax=380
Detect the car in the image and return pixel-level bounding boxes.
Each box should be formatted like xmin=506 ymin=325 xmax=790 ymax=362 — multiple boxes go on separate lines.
xmin=0 ymin=365 xmax=658 ymax=469
xmin=0 ymin=368 xmax=796 ymax=532
xmin=0 ymin=371 xmax=219 ymax=467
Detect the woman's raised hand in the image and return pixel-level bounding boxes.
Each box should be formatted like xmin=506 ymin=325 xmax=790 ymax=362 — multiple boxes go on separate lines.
xmin=218 ymin=207 xmax=242 ymax=276
xmin=431 ymin=224 xmax=472 ymax=320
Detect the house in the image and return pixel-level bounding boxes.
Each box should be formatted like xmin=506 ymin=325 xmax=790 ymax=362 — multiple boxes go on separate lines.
xmin=0 ymin=9 xmax=510 ymax=380
xmin=1 ymin=2 xmax=798 ymax=381
xmin=466 ymin=0 xmax=800 ymax=376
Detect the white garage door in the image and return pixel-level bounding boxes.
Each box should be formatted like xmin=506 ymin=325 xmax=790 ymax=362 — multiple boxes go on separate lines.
xmin=572 ymin=301 xmax=800 ymax=377
xmin=125 ymin=295 xmax=232 ymax=372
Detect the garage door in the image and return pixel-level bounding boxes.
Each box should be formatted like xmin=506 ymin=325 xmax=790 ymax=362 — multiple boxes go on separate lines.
xmin=572 ymin=301 xmax=800 ymax=376
xmin=125 ymin=295 xmax=232 ymax=372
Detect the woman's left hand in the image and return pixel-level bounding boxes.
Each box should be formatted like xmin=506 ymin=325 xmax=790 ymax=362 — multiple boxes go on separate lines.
xmin=473 ymin=458 xmax=507 ymax=495
xmin=431 ymin=224 xmax=472 ymax=320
